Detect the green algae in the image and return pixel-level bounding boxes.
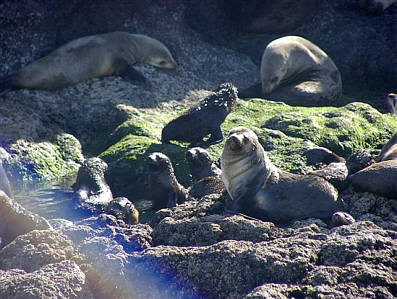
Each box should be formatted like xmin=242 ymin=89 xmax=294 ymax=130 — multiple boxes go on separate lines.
xmin=96 ymin=98 xmax=397 ymax=199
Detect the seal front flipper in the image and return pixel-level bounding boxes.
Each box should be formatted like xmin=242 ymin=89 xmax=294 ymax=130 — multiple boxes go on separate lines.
xmin=113 ymin=59 xmax=147 ymax=82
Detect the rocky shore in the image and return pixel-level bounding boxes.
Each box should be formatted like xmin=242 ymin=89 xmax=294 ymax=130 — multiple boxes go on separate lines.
xmin=0 ymin=1 xmax=396 ymax=298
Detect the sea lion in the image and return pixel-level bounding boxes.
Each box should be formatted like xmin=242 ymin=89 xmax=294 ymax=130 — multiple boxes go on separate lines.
xmin=161 ymin=83 xmax=237 ymax=147
xmin=221 ymin=126 xmax=341 ymax=224
xmin=239 ymin=36 xmax=342 ymax=106
xmin=147 ymin=152 xmax=190 ymax=210
xmin=377 ymin=133 xmax=397 ymax=162
xmin=385 ymin=93 xmax=397 ymax=115
xmin=186 ymin=147 xmax=222 ymax=182
xmin=106 ymin=197 xmax=139 ymax=225
xmin=0 ymin=31 xmax=176 ymax=95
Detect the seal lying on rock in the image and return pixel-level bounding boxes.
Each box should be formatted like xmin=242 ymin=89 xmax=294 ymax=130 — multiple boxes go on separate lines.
xmin=186 ymin=147 xmax=222 ymax=182
xmin=0 ymin=31 xmax=176 ymax=95
xmin=239 ymin=36 xmax=342 ymax=106
xmin=349 ymin=134 xmax=397 ymax=198
xmin=304 ymin=146 xmax=345 ymax=167
xmin=221 ymin=127 xmax=341 ymax=224
xmin=147 ymin=152 xmax=190 ymax=210
xmin=161 ymin=83 xmax=238 ymax=147
xmin=73 ymin=157 xmax=113 ymax=211
xmin=331 ymin=211 xmax=355 ymax=227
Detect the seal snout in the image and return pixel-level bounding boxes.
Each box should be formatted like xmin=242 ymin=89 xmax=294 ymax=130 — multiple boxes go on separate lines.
xmin=227 ymin=134 xmax=243 ymax=152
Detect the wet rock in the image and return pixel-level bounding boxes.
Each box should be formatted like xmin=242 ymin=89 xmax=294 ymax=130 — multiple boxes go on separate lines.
xmin=0 ymin=260 xmax=93 ymax=299
xmin=0 ymin=191 xmax=51 ymax=247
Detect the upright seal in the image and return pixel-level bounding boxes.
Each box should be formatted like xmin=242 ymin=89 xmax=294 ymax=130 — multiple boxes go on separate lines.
xmin=0 ymin=31 xmax=176 ymax=95
xmin=221 ymin=127 xmax=341 ymax=223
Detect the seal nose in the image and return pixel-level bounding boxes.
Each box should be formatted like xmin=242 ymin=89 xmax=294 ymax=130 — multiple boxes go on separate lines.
xmin=227 ymin=135 xmax=242 ymax=151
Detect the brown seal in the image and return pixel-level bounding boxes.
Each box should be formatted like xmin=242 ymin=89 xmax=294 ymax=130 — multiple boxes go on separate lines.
xmin=147 ymin=152 xmax=190 ymax=210
xmin=161 ymin=83 xmax=237 ymax=147
xmin=240 ymin=36 xmax=342 ymax=106
xmin=377 ymin=133 xmax=397 ymax=162
xmin=0 ymin=32 xmax=176 ymax=95
xmin=221 ymin=126 xmax=341 ymax=224
xmin=106 ymin=197 xmax=139 ymax=225
xmin=331 ymin=211 xmax=355 ymax=227
xmin=186 ymin=147 xmax=222 ymax=182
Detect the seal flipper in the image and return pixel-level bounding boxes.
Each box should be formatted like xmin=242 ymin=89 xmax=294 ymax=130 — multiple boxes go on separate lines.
xmin=238 ymin=83 xmax=262 ymax=99
xmin=113 ymin=58 xmax=146 ymax=82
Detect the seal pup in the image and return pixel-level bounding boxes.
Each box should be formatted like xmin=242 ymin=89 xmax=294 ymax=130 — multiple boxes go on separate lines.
xmin=0 ymin=31 xmax=176 ymax=95
xmin=73 ymin=157 xmax=113 ymax=211
xmin=377 ymin=133 xmax=397 ymax=162
xmin=161 ymin=83 xmax=238 ymax=147
xmin=240 ymin=36 xmax=342 ymax=106
xmin=304 ymin=146 xmax=345 ymax=167
xmin=147 ymin=152 xmax=190 ymax=210
xmin=221 ymin=126 xmax=341 ymax=224
xmin=331 ymin=211 xmax=355 ymax=227
xmin=106 ymin=197 xmax=139 ymax=225
xmin=186 ymin=147 xmax=222 ymax=182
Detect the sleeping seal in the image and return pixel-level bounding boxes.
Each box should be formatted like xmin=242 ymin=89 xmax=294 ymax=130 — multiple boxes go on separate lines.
xmin=0 ymin=31 xmax=176 ymax=95
xmin=240 ymin=36 xmax=342 ymax=106
xmin=221 ymin=126 xmax=341 ymax=224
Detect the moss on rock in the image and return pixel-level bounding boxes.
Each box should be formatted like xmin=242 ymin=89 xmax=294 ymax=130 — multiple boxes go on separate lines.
xmin=97 ymin=98 xmax=397 ymax=199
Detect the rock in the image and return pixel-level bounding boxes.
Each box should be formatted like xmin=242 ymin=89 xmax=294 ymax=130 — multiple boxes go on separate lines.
xmin=0 ymin=260 xmax=93 ymax=299
xmin=346 ymin=149 xmax=377 ymax=174
xmin=0 ymin=191 xmax=51 ymax=247
xmin=309 ymin=162 xmax=349 ymax=191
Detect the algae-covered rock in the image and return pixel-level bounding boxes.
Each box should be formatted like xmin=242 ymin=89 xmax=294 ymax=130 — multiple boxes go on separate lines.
xmin=99 ymin=98 xmax=397 ymax=199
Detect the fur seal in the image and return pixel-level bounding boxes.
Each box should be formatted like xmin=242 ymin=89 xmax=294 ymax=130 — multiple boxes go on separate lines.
xmin=147 ymin=152 xmax=190 ymax=210
xmin=186 ymin=147 xmax=222 ymax=182
xmin=304 ymin=146 xmax=345 ymax=167
xmin=106 ymin=197 xmax=139 ymax=225
xmin=0 ymin=31 xmax=176 ymax=95
xmin=331 ymin=211 xmax=355 ymax=227
xmin=221 ymin=126 xmax=341 ymax=223
xmin=161 ymin=83 xmax=237 ymax=147
xmin=73 ymin=157 xmax=113 ymax=210
xmin=240 ymin=36 xmax=342 ymax=106
xmin=378 ymin=133 xmax=397 ymax=162
xmin=189 ymin=176 xmax=226 ymax=199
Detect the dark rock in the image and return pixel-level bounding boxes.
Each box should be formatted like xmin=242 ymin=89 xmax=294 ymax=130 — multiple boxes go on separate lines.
xmin=347 ymin=149 xmax=377 ymax=174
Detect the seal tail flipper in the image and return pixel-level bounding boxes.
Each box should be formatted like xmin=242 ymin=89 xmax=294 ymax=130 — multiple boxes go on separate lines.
xmin=0 ymin=75 xmax=17 ymax=97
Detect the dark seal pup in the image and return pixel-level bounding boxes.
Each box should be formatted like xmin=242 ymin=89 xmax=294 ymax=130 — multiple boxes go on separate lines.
xmin=239 ymin=36 xmax=342 ymax=106
xmin=0 ymin=31 xmax=176 ymax=95
xmin=147 ymin=152 xmax=190 ymax=210
xmin=186 ymin=147 xmax=222 ymax=182
xmin=161 ymin=83 xmax=238 ymax=147
xmin=221 ymin=127 xmax=341 ymax=224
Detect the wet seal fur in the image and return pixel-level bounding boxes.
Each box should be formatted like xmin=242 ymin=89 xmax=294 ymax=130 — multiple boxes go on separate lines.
xmin=0 ymin=31 xmax=176 ymax=95
xmin=186 ymin=147 xmax=222 ymax=182
xmin=161 ymin=83 xmax=238 ymax=147
xmin=239 ymin=36 xmax=342 ymax=106
xmin=147 ymin=152 xmax=190 ymax=210
xmin=349 ymin=133 xmax=397 ymax=198
xmin=221 ymin=126 xmax=341 ymax=224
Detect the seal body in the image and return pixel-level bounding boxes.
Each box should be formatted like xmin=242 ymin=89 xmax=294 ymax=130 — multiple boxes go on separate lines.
xmin=106 ymin=197 xmax=139 ymax=225
xmin=241 ymin=36 xmax=342 ymax=106
xmin=385 ymin=93 xmax=396 ymax=114
xmin=186 ymin=147 xmax=222 ymax=182
xmin=221 ymin=126 xmax=341 ymax=224
xmin=1 ymin=31 xmax=176 ymax=93
xmin=161 ymin=83 xmax=238 ymax=147
xmin=147 ymin=152 xmax=189 ymax=210
xmin=378 ymin=133 xmax=397 ymax=162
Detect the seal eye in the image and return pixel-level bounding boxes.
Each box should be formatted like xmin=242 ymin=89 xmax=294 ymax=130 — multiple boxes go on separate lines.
xmin=243 ymin=135 xmax=249 ymax=144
